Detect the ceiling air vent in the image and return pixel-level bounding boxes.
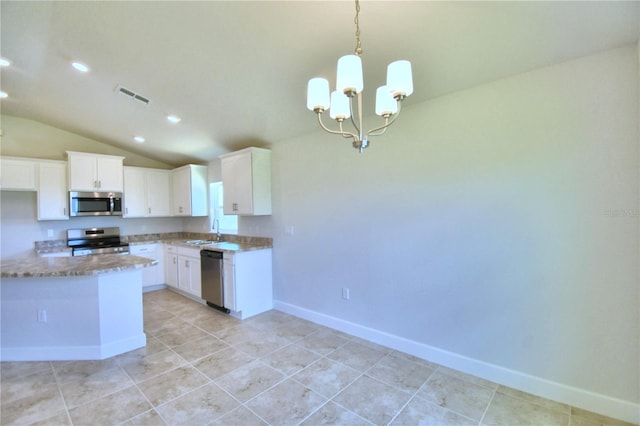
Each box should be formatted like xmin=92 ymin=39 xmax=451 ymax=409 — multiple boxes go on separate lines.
xmin=115 ymin=85 xmax=151 ymax=106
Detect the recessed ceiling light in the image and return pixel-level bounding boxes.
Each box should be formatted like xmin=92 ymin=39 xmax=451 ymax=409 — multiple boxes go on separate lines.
xmin=71 ymin=61 xmax=89 ymax=73
xmin=167 ymin=115 xmax=182 ymax=124
xmin=133 ymin=136 xmax=145 ymax=143
xmin=0 ymin=91 xmax=8 ymax=99
xmin=0 ymin=58 xmax=10 ymax=67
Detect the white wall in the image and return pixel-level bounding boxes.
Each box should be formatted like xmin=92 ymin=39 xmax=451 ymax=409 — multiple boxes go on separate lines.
xmin=242 ymin=45 xmax=639 ymax=419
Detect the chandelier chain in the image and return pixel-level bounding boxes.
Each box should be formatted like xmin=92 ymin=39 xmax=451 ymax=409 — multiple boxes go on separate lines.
xmin=354 ymin=0 xmax=362 ymax=56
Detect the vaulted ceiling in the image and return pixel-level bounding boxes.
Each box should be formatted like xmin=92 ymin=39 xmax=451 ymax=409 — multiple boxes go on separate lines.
xmin=1 ymin=1 xmax=638 ymax=166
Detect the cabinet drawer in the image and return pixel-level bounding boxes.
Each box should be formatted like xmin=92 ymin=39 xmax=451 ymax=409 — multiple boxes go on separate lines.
xmin=177 ymin=246 xmax=201 ymax=258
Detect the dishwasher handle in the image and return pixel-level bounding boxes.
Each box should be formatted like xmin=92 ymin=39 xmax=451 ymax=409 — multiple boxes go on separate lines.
xmin=201 ymin=250 xmax=223 ymax=259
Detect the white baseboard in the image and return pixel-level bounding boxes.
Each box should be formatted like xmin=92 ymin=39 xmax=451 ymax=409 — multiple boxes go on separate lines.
xmin=274 ymin=300 xmax=639 ymax=424
xmin=143 ymin=284 xmax=167 ymax=293
xmin=0 ymin=333 xmax=147 ymax=361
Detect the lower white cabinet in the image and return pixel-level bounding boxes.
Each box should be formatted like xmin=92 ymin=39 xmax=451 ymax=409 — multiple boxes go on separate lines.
xmin=130 ymin=243 xmax=164 ymax=291
xmin=164 ymin=244 xmax=201 ymax=298
xmin=223 ymin=249 xmax=272 ymax=319
xmin=164 ymin=245 xmax=179 ymax=289
xmin=178 ymin=247 xmax=201 ymax=298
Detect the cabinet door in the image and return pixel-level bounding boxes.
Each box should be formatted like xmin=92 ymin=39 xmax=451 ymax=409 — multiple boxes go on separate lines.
xmin=68 ymin=155 xmax=98 ymax=191
xmin=0 ymin=158 xmax=37 ymax=190
xmin=146 ymin=170 xmax=171 ymax=217
xmin=171 ymin=168 xmax=191 ymax=216
xmin=223 ymin=257 xmax=236 ymax=311
xmin=131 ymin=244 xmax=162 ymax=287
xmin=96 ymin=156 xmax=124 ymax=191
xmin=233 ymin=152 xmax=254 ymax=215
xmin=220 ymin=148 xmax=270 ymax=216
xmin=178 ymin=255 xmax=202 ymax=298
xmin=164 ymin=250 xmax=179 ymax=288
xmin=123 ymin=168 xmax=146 ymax=217
xmin=221 ymin=155 xmax=253 ymax=215
xmin=37 ymin=162 xmax=69 ymax=220
xmin=188 ymin=256 xmax=202 ymax=298
xmin=221 ymin=157 xmax=237 ymax=215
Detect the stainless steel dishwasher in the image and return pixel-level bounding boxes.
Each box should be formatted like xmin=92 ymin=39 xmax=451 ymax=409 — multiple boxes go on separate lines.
xmin=200 ymin=250 xmax=229 ymax=313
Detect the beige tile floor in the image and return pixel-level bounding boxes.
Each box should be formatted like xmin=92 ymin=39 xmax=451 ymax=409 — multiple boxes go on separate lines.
xmin=1 ymin=289 xmax=633 ymax=426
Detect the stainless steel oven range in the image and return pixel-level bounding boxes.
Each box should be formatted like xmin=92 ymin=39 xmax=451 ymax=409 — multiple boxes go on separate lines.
xmin=67 ymin=227 xmax=129 ymax=256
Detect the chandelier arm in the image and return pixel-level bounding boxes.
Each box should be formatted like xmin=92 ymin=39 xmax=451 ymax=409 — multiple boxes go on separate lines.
xmin=347 ymin=94 xmax=362 ymax=137
xmin=339 ymin=121 xmax=356 ymax=140
xmin=366 ymin=100 xmax=403 ymax=138
xmin=316 ymin=112 xmax=359 ymax=142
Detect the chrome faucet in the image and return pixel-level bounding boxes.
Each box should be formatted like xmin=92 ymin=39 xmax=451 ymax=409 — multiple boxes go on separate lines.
xmin=214 ymin=219 xmax=221 ymax=241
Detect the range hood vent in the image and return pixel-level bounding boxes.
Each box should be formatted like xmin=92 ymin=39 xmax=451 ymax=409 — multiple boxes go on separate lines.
xmin=115 ymin=85 xmax=151 ymax=105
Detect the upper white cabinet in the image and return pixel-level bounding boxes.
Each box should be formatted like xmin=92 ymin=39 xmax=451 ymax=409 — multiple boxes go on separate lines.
xmin=219 ymin=147 xmax=271 ymax=216
xmin=67 ymin=151 xmax=124 ymax=192
xmin=171 ymin=164 xmax=208 ymax=217
xmin=37 ymin=160 xmax=69 ymax=220
xmin=123 ymin=167 xmax=171 ymax=218
xmin=0 ymin=157 xmax=37 ymax=191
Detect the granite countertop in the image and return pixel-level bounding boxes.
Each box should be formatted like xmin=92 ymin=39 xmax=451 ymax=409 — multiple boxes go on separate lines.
xmin=159 ymin=239 xmax=269 ymax=253
xmin=1 ymin=254 xmax=157 ymax=278
xmin=34 ymin=233 xmax=273 ymax=256
xmin=126 ymin=233 xmax=272 ymax=253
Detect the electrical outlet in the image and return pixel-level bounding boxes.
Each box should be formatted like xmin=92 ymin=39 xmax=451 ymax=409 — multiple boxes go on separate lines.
xmin=342 ymin=287 xmax=350 ymax=300
xmin=285 ymin=225 xmax=295 ymax=236
xmin=47 ymin=229 xmax=54 ymax=238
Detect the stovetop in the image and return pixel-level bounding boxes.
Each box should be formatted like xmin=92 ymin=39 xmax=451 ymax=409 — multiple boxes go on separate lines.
xmin=67 ymin=227 xmax=129 ymax=256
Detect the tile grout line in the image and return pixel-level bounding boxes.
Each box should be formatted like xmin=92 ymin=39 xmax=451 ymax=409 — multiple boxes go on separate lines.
xmin=50 ymin=360 xmax=75 ymax=426
xmin=477 ymin=384 xmax=499 ymax=426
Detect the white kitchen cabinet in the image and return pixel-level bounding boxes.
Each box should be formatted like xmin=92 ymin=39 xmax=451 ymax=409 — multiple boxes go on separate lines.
xmin=37 ymin=160 xmax=69 ymax=220
xmin=67 ymin=151 xmax=124 ymax=192
xmin=0 ymin=157 xmax=37 ymax=191
xmin=123 ymin=167 xmax=171 ymax=217
xmin=223 ymin=249 xmax=272 ymax=319
xmin=130 ymin=243 xmax=164 ymax=291
xmin=164 ymin=244 xmax=202 ymax=298
xmin=164 ymin=245 xmax=179 ymax=289
xmin=219 ymin=147 xmax=271 ymax=215
xmin=178 ymin=246 xmax=202 ymax=298
xmin=171 ymin=164 xmax=207 ymax=217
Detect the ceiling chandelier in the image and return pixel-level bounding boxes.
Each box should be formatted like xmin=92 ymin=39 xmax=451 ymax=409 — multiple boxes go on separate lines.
xmin=306 ymin=0 xmax=413 ymax=153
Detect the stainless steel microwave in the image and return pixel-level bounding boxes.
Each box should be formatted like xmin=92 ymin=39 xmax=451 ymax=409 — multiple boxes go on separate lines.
xmin=69 ymin=191 xmax=123 ymax=217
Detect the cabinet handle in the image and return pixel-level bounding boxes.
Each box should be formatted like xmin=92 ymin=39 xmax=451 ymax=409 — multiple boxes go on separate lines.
xmin=148 ymin=207 xmax=151 ymax=214
xmin=185 ymin=260 xmax=190 ymax=267
xmin=125 ymin=207 xmax=128 ymax=214
xmin=63 ymin=207 xmax=66 ymax=215
xmin=98 ymin=180 xmax=102 ymax=189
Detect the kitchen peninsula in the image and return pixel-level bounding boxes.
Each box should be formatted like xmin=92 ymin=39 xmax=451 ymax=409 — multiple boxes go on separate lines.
xmin=0 ymin=254 xmax=155 ymax=361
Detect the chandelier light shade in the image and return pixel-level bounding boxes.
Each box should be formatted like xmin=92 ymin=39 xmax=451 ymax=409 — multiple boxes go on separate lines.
xmin=336 ymin=55 xmax=364 ymax=95
xmin=306 ymin=78 xmax=330 ymax=112
xmin=330 ymin=90 xmax=351 ymax=120
xmin=306 ymin=0 xmax=413 ymax=153
xmin=387 ymin=60 xmax=414 ymax=98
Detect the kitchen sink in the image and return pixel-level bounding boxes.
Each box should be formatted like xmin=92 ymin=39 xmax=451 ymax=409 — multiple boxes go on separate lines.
xmin=184 ymin=239 xmax=218 ymax=245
